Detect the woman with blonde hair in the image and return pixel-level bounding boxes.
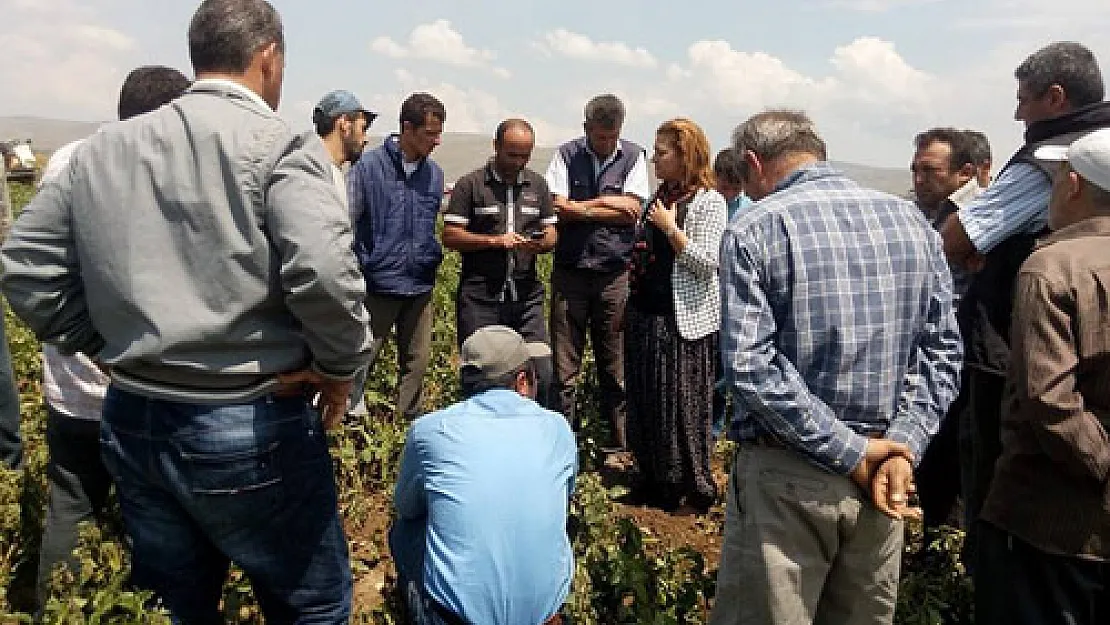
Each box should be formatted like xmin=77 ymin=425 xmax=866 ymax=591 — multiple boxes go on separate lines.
xmin=624 ymin=118 xmax=727 ymax=513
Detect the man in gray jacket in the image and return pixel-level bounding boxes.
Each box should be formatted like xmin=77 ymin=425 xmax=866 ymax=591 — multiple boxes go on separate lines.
xmin=0 ymin=1 xmax=371 ymax=622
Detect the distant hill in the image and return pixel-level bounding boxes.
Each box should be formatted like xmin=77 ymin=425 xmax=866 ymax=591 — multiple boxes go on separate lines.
xmin=0 ymin=116 xmax=103 ymax=152
xmin=1 ymin=117 xmax=910 ymax=196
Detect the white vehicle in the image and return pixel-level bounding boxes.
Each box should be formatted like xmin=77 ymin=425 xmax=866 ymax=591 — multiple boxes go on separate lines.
xmin=2 ymin=139 xmax=37 ymax=182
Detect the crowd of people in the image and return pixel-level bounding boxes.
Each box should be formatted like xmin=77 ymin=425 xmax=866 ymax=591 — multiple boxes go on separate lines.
xmin=0 ymin=0 xmax=1108 ymax=624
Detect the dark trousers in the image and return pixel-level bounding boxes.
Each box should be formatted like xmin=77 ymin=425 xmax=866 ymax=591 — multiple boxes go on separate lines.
xmin=975 ymin=521 xmax=1110 ymax=625
xmin=37 ymin=407 xmax=113 ymax=606
xmin=455 ymin=276 xmax=553 ymax=409
xmin=549 ymin=266 xmax=628 ymax=449
xmin=349 ymin=291 xmax=434 ymax=420
xmin=960 ymin=368 xmax=1006 ymax=575
xmin=915 ymin=383 xmax=969 ymax=528
xmin=0 ymin=311 xmax=22 ymax=470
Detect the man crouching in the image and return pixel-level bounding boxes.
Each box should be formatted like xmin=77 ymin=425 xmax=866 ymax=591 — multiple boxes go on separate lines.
xmin=390 ymin=326 xmax=577 ymax=625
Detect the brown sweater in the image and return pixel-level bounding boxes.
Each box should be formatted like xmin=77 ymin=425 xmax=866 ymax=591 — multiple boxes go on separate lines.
xmin=982 ymin=216 xmax=1110 ymax=560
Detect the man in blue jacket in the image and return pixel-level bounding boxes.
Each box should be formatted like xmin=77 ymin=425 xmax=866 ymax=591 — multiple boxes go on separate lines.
xmin=349 ymin=93 xmax=446 ymax=419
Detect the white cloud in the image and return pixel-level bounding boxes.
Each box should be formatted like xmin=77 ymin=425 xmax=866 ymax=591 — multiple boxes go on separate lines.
xmin=829 ymin=37 xmax=934 ymax=111
xmin=683 ymin=40 xmax=836 ymax=109
xmin=538 ymin=29 xmax=657 ymax=69
xmin=369 ymin=19 xmax=509 ymax=78
xmin=824 ymin=0 xmax=940 ymax=12
xmin=0 ymin=1 xmax=138 ymax=119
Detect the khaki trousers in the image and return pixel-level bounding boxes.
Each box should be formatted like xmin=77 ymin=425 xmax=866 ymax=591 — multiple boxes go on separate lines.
xmin=710 ymin=444 xmax=903 ymax=625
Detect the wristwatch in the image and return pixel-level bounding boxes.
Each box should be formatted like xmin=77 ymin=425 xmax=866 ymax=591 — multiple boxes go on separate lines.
xmin=583 ymin=206 xmax=593 ymax=220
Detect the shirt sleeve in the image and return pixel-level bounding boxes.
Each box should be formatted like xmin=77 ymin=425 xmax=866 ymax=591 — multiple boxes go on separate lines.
xmin=537 ymin=178 xmax=557 ymax=225
xmin=675 ymin=190 xmax=726 ymax=279
xmin=957 ymin=161 xmax=1051 ymax=253
xmin=393 ymin=427 xmax=428 ymax=520
xmin=264 ymin=132 xmax=371 ymax=379
xmin=0 ymin=167 xmax=105 ymax=357
xmin=720 ymin=225 xmax=869 ymax=474
xmin=347 ymin=159 xmax=365 ymax=227
xmin=443 ymin=174 xmax=472 ymax=226
xmin=885 ymin=238 xmax=963 ymax=463
xmin=545 ymin=151 xmax=569 ymax=198
xmin=1007 ymin=270 xmax=1110 ymax=483
xmin=621 ymin=150 xmax=651 ymax=201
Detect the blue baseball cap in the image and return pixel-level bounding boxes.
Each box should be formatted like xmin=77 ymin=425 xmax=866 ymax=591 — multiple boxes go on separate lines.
xmin=313 ymin=90 xmax=376 ymax=125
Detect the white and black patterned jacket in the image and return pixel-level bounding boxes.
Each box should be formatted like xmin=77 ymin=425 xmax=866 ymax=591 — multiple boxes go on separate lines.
xmin=673 ymin=188 xmax=728 ymax=340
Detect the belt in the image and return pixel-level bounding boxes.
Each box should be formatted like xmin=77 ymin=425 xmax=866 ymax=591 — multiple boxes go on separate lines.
xmin=431 ymin=601 xmax=564 ymax=625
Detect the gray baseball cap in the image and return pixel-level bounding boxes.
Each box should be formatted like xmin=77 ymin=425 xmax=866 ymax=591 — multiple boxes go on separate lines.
xmin=460 ymin=325 xmax=551 ymax=381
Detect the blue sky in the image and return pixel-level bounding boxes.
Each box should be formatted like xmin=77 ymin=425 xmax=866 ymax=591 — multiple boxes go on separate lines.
xmin=2 ymin=0 xmax=1109 ymax=167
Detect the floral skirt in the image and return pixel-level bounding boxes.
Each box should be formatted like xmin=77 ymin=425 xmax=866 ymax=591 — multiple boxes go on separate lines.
xmin=624 ymin=306 xmax=717 ymax=503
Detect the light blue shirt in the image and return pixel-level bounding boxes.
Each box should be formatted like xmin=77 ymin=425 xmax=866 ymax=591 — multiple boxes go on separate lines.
xmin=957 ymin=161 xmax=1051 ymax=253
xmin=392 ymin=389 xmax=577 ymax=625
xmin=726 ymin=193 xmax=753 ymax=220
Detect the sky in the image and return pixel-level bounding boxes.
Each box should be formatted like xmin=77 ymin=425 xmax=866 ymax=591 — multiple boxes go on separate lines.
xmin=1 ymin=0 xmax=1109 ymax=168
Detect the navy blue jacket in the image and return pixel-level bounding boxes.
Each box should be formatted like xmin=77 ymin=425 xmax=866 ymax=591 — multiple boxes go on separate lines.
xmin=350 ymin=135 xmax=444 ymax=296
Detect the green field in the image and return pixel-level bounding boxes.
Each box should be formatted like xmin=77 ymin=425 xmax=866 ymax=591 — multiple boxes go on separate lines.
xmin=0 ymin=179 xmax=971 ymax=624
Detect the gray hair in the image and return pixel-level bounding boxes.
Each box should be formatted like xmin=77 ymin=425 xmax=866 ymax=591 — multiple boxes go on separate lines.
xmin=584 ymin=94 xmax=626 ymax=129
xmin=1015 ymin=42 xmax=1104 ymax=108
xmin=731 ymin=109 xmax=827 ymax=166
xmin=188 ymin=0 xmax=284 ymax=75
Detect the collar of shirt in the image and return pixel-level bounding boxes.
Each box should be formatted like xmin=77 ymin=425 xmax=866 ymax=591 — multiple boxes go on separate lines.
xmin=1037 ymin=215 xmax=1110 ymax=249
xmin=771 ymin=161 xmax=840 ymax=194
xmin=485 ymin=160 xmax=527 ymax=186
xmin=385 ymin=134 xmax=424 ymax=176
xmin=947 ymin=177 xmax=984 ymax=210
xmin=189 ymin=78 xmax=272 ymax=111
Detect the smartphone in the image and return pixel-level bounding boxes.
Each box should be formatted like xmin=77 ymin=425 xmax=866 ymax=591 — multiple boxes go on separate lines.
xmin=529 ymin=230 xmax=546 ymax=240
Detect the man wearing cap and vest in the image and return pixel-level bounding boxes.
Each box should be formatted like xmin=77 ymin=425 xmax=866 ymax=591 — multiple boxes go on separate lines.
xmin=443 ymin=118 xmax=557 ymax=408
xmin=976 ymin=127 xmax=1110 ymax=625
xmin=544 ymin=94 xmax=650 ymax=449
xmin=937 ymin=42 xmax=1110 ymax=570
xmin=390 ymin=325 xmax=576 ymax=625
xmin=313 ymin=89 xmax=376 ymax=212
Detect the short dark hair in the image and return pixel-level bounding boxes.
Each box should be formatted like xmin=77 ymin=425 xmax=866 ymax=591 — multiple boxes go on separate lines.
xmin=914 ymin=127 xmax=975 ymax=171
xmin=732 ymin=109 xmax=827 ymax=172
xmin=494 ymin=118 xmax=534 ymax=145
xmin=963 ymin=130 xmax=992 ymax=168
xmin=117 ymin=66 xmax=191 ymax=121
xmin=399 ymin=92 xmax=446 ymax=130
xmin=583 ymin=94 xmax=625 ymax=129
xmin=713 ymin=148 xmax=745 ymax=185
xmin=188 ymin=0 xmax=284 ymax=75
xmin=1015 ymin=42 xmax=1105 ymax=108
xmin=314 ymin=112 xmax=358 ymax=138
xmin=460 ymin=362 xmax=535 ymax=398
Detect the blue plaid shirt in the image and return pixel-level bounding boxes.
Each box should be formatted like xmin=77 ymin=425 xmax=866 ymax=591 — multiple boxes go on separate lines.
xmin=722 ymin=162 xmax=962 ymax=474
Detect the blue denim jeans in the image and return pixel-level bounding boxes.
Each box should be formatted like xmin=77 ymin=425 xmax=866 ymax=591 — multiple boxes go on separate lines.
xmin=99 ymin=386 xmax=351 ymax=625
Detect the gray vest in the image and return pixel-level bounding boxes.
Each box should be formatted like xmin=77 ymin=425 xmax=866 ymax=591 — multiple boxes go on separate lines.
xmin=553 ymin=137 xmax=644 ymax=271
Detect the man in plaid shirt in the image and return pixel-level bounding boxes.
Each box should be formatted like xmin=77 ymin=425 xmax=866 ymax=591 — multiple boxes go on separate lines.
xmin=710 ymin=110 xmax=962 ymax=625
